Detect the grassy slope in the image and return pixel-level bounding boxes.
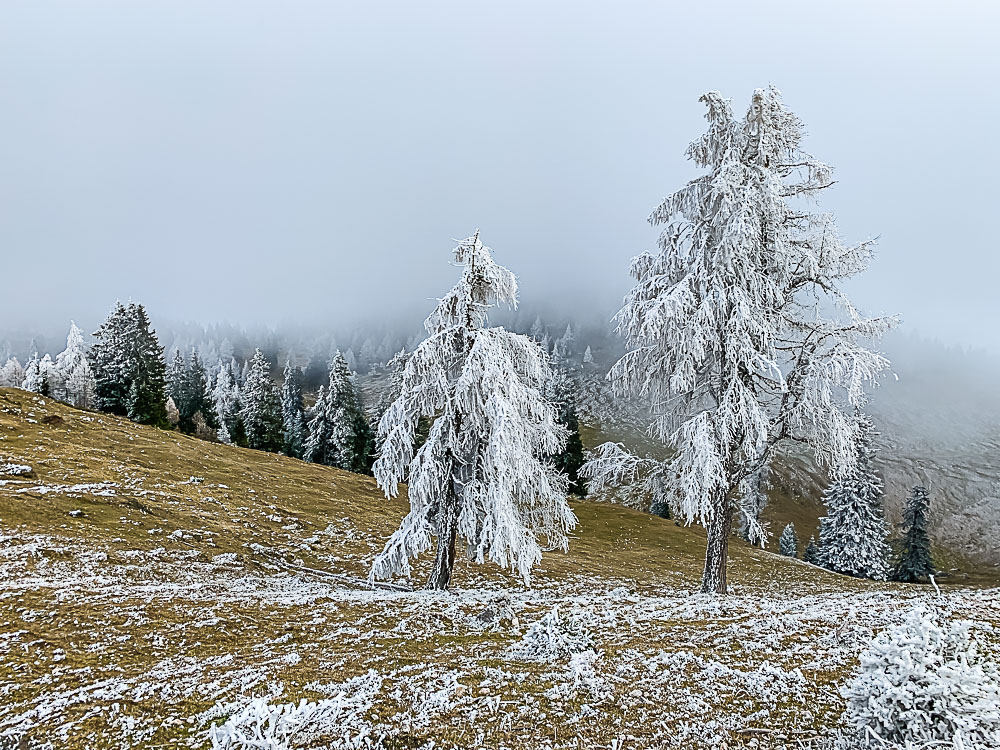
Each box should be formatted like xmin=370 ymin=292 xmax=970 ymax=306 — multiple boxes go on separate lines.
xmin=1 ymin=387 xmax=998 ymax=749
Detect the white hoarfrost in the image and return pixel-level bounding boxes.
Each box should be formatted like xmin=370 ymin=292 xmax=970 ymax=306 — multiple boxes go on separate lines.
xmin=209 ymin=671 xmax=383 ymax=750
xmin=510 ymin=605 xmax=593 ymax=662
xmin=582 ymin=86 xmax=895 ymax=594
xmin=371 ymin=231 xmax=576 ymax=589
xmin=841 ymin=608 xmax=1000 ymax=749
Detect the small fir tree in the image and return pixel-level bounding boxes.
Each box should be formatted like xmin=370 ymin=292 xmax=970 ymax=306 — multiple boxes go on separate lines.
xmin=547 ymin=364 xmax=587 ymax=497
xmin=803 ymin=536 xmax=822 ymax=565
xmin=304 ymin=353 xmax=372 ymax=473
xmin=894 ymin=486 xmax=935 ymax=583
xmin=0 ymin=357 xmax=25 ymax=388
xmin=779 ymin=523 xmax=799 ymax=558
xmin=123 ymin=303 xmax=169 ymax=428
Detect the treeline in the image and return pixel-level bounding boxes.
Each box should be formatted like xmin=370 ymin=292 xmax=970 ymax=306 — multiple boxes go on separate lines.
xmin=0 ymin=301 xmax=588 ymax=484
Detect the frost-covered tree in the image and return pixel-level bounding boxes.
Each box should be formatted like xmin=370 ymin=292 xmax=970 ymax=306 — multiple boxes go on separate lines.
xmin=530 ymin=316 xmax=545 ymax=341
xmin=240 ymin=349 xmax=283 ymax=452
xmin=89 ymin=301 xmax=168 ymax=427
xmin=212 ymin=362 xmax=245 ymax=446
xmin=372 ymin=232 xmax=576 ymax=590
xmin=581 ymin=87 xmax=894 ymax=593
xmin=737 ymin=465 xmax=769 ymax=542
xmin=894 ymin=486 xmax=935 ymax=583
xmin=52 ymin=322 xmax=95 ymax=408
xmin=803 ymin=536 xmax=821 ymax=565
xmin=304 ymin=352 xmax=372 ymax=472
xmin=124 ymin=304 xmax=169 ymax=427
xmin=21 ymin=353 xmax=53 ymax=396
xmin=582 ymin=345 xmax=595 ymax=367
xmin=169 ymin=349 xmax=216 ymax=435
xmin=779 ymin=523 xmax=798 ymax=558
xmin=816 ymin=417 xmax=890 ymax=580
xmin=280 ymin=360 xmax=307 ymax=458
xmin=0 ymin=357 xmax=25 ymax=388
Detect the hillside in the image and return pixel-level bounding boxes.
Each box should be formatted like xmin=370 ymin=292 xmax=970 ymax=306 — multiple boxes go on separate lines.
xmin=1 ymin=386 xmax=998 ymax=749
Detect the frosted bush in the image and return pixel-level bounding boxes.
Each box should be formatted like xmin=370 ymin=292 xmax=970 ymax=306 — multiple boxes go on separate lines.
xmin=509 ymin=605 xmax=593 ymax=662
xmin=209 ymin=671 xmax=383 ymax=750
xmin=842 ymin=608 xmax=1000 ymax=749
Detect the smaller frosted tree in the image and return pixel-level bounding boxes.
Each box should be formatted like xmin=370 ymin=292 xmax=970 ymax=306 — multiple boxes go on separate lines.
xmin=582 ymin=346 xmax=595 ymax=367
xmin=280 ymin=360 xmax=307 ymax=458
xmin=304 ymin=352 xmax=372 ymax=472
xmin=53 ymin=322 xmax=95 ymax=408
xmin=779 ymin=523 xmax=798 ymax=558
xmin=0 ymin=358 xmax=24 ymax=388
xmin=894 ymin=486 xmax=935 ymax=583
xmin=372 ymin=231 xmax=576 ymax=591
xmin=816 ymin=417 xmax=890 ymax=580
xmin=212 ymin=362 xmax=244 ymax=446
xmin=803 ymin=536 xmax=821 ymax=565
xmin=240 ymin=349 xmax=283 ymax=452
xmin=22 ymin=353 xmax=53 ymax=396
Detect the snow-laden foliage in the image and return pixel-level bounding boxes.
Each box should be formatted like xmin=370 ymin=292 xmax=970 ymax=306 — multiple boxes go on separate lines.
xmin=818 ymin=417 xmax=891 ymax=580
xmin=581 ymin=86 xmax=894 ymax=593
xmin=51 ymin=322 xmax=95 ymax=408
xmin=509 ymin=605 xmax=594 ymax=662
xmin=779 ymin=523 xmax=799 ymax=558
xmin=209 ymin=671 xmax=383 ymax=750
xmin=842 ymin=608 xmax=1000 ymax=748
xmin=371 ymin=231 xmax=575 ymax=589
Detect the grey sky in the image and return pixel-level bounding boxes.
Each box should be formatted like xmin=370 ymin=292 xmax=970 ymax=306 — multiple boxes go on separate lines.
xmin=1 ymin=1 xmax=997 ymax=350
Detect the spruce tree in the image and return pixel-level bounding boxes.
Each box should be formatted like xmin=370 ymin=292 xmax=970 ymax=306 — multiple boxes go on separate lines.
xmin=304 ymin=352 xmax=373 ymax=473
xmin=894 ymin=486 xmax=935 ymax=583
xmin=816 ymin=418 xmax=891 ymax=580
xmin=90 ymin=302 xmax=132 ymax=415
xmin=212 ymin=362 xmax=246 ymax=447
xmin=803 ymin=536 xmax=821 ymax=565
xmin=123 ymin=303 xmax=169 ymax=428
xmin=280 ymin=359 xmax=307 ymax=458
xmin=90 ymin=302 xmax=168 ymax=426
xmin=240 ymin=349 xmax=283 ymax=452
xmin=779 ymin=523 xmax=799 ymax=558
xmin=53 ymin=322 xmax=95 ymax=408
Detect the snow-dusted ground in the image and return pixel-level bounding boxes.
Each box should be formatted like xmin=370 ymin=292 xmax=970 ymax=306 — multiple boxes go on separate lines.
xmin=2 ymin=526 xmax=997 ymax=749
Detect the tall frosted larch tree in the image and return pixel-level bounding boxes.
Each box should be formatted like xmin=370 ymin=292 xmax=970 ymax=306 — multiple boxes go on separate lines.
xmin=816 ymin=416 xmax=891 ymax=580
xmin=372 ymin=231 xmax=576 ymax=591
xmin=581 ymin=87 xmax=894 ymax=593
xmin=893 ymin=485 xmax=935 ymax=583
xmin=240 ymin=349 xmax=283 ymax=452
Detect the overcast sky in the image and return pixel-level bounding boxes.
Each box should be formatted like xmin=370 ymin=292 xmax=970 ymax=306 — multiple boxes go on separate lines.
xmin=1 ymin=1 xmax=997 ymax=349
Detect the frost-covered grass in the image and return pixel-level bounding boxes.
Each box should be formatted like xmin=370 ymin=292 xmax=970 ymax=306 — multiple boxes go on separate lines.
xmin=1 ymin=387 xmax=999 ymax=749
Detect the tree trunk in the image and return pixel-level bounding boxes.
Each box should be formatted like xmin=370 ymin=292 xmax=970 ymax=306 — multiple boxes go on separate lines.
xmin=426 ymin=505 xmax=458 ymax=591
xmin=700 ymin=490 xmax=734 ymax=594
xmin=425 ymin=455 xmax=471 ymax=591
